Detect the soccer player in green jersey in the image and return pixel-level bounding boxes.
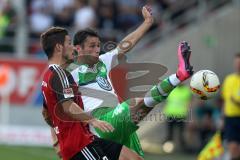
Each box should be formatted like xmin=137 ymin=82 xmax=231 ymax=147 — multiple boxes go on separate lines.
xmin=71 ymin=6 xmax=193 ymax=157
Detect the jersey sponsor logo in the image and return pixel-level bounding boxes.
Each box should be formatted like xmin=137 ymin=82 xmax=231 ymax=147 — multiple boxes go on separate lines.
xmin=96 ymin=76 xmax=112 ymax=91
xmin=63 ymin=88 xmax=74 ymax=98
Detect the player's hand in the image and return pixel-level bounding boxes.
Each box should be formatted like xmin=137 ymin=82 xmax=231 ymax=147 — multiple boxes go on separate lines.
xmin=89 ymin=119 xmax=114 ymax=133
xmin=142 ymin=5 xmax=154 ymax=25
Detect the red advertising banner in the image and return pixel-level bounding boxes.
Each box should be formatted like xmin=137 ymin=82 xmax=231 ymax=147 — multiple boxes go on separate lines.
xmin=0 ymin=58 xmax=47 ymax=105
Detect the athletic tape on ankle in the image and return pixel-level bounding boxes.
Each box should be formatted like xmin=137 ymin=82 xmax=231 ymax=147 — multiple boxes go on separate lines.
xmin=144 ymin=86 xmax=166 ymax=107
xmin=144 ymin=96 xmax=158 ymax=107
xmin=168 ymin=74 xmax=181 ymax=86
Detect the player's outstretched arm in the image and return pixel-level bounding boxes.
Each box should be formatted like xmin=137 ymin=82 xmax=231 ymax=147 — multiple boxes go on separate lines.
xmin=61 ymin=100 xmax=114 ymax=132
xmin=118 ymin=5 xmax=154 ymax=58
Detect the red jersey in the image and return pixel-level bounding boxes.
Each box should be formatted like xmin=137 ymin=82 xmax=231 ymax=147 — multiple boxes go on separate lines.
xmin=42 ymin=64 xmax=94 ymax=160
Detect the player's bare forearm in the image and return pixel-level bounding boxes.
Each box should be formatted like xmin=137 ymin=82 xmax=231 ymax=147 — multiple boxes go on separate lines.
xmin=42 ymin=107 xmax=53 ymax=127
xmin=118 ymin=21 xmax=152 ymax=54
xmin=118 ymin=6 xmax=153 ymax=57
xmin=62 ymin=100 xmax=114 ymax=132
xmin=62 ymin=100 xmax=94 ymax=122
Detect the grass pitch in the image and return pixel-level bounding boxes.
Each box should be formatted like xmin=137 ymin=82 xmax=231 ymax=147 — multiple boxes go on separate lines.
xmin=0 ymin=145 xmax=58 ymax=160
xmin=0 ymin=145 xmax=195 ymax=160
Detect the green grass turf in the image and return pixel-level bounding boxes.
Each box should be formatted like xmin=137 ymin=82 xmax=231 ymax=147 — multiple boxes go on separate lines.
xmin=0 ymin=145 xmax=196 ymax=160
xmin=0 ymin=145 xmax=58 ymax=160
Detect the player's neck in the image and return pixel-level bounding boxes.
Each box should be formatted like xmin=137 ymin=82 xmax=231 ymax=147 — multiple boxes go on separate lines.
xmin=86 ymin=62 xmax=96 ymax=68
xmin=48 ymin=56 xmax=68 ymax=69
xmin=78 ymin=59 xmax=97 ymax=68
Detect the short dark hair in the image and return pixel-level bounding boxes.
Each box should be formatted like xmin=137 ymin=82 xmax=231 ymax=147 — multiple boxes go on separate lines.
xmin=40 ymin=27 xmax=68 ymax=59
xmin=73 ymin=28 xmax=99 ymax=46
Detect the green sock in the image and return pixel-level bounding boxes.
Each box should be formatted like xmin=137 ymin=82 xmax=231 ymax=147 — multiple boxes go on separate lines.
xmin=144 ymin=74 xmax=180 ymax=107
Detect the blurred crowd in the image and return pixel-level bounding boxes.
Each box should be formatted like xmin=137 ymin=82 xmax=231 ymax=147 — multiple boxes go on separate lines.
xmin=0 ymin=0 xmax=232 ymax=55
xmin=26 ymin=0 xmax=199 ymax=35
xmin=25 ymin=0 xmax=202 ymax=56
xmin=1 ymin=0 xmax=231 ymax=55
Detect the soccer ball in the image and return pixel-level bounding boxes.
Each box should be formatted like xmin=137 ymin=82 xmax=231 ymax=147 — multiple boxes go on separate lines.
xmin=190 ymin=70 xmax=220 ymax=100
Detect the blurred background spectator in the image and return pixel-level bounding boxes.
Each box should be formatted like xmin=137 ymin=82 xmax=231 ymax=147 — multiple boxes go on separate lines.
xmin=222 ymin=53 xmax=240 ymax=160
xmin=162 ymin=84 xmax=192 ymax=152
xmin=194 ymin=100 xmax=221 ymax=150
xmin=0 ymin=1 xmax=16 ymax=37
xmin=29 ymin=0 xmax=53 ymax=35
xmin=74 ymin=0 xmax=96 ymax=30
xmin=0 ymin=0 xmax=17 ymax=52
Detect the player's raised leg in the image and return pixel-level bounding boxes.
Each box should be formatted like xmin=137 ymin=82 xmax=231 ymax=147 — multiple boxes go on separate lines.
xmin=129 ymin=41 xmax=193 ymax=123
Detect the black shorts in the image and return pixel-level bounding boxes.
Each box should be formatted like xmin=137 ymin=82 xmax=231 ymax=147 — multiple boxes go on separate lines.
xmin=70 ymin=137 xmax=123 ymax=160
xmin=224 ymin=117 xmax=240 ymax=143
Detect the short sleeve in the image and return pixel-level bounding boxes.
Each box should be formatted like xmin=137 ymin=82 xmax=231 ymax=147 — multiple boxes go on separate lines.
xmin=50 ymin=67 xmax=74 ymax=103
xmin=99 ymin=48 xmax=119 ymax=71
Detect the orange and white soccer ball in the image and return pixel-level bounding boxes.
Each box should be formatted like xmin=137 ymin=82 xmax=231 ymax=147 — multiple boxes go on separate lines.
xmin=190 ymin=70 xmax=220 ymax=100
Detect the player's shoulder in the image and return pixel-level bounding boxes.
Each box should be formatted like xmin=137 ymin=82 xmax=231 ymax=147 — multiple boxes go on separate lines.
xmin=49 ymin=65 xmax=71 ymax=77
xmin=48 ymin=65 xmax=73 ymax=85
xmin=100 ymin=48 xmax=119 ymax=59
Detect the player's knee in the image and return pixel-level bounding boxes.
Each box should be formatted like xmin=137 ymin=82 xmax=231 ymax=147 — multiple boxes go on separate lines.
xmin=119 ymin=146 xmax=143 ymax=160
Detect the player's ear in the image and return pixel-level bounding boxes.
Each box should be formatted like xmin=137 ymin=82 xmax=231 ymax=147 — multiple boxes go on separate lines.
xmin=55 ymin=43 xmax=63 ymax=52
xmin=75 ymin=45 xmax=82 ymax=51
xmin=75 ymin=45 xmax=83 ymax=55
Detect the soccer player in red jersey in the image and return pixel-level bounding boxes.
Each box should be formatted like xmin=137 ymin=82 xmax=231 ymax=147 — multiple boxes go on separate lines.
xmin=41 ymin=27 xmax=143 ymax=160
